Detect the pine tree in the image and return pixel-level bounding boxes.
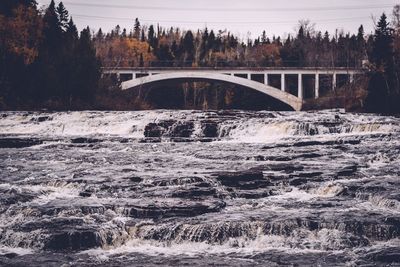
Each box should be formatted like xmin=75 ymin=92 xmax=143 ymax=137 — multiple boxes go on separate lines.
xmin=141 ymin=28 xmax=145 ymax=42
xmin=36 ymin=0 xmax=63 ymax=100
xmin=134 ymin=18 xmax=141 ymax=39
xmin=73 ymin=27 xmax=100 ymax=102
xmin=208 ymin=30 xmax=216 ymax=51
xmin=357 ymin=25 xmax=364 ymax=42
xmin=261 ymin=30 xmax=267 ymax=43
xmin=148 ymin=25 xmax=156 ymax=48
xmin=371 ymin=14 xmax=394 ymax=68
xmin=61 ymin=18 xmax=78 ymax=106
xmin=56 ymin=2 xmax=69 ymax=32
xmin=183 ymin=31 xmax=195 ymax=65
xmin=96 ymin=28 xmax=104 ymax=41
xmin=366 ymin=13 xmax=397 ymax=113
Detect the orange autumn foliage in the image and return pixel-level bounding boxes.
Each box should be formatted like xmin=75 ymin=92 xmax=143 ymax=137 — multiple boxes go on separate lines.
xmin=96 ymin=38 xmax=155 ymax=67
xmin=0 ymin=6 xmax=42 ymax=65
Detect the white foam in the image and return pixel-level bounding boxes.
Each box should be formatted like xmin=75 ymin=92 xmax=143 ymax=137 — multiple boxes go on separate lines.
xmin=0 ymin=246 xmax=34 ymax=256
xmin=0 ymin=110 xmax=398 ymax=142
xmin=82 ymin=234 xmax=326 ymax=259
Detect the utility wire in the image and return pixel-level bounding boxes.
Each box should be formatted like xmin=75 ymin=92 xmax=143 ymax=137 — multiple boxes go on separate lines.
xmin=71 ymin=14 xmax=373 ymax=25
xmin=62 ymin=2 xmax=394 ymax=12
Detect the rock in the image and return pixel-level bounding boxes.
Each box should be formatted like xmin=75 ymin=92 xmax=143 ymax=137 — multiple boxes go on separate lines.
xmin=366 ymin=247 xmax=400 ymax=263
xmin=336 ymin=165 xmax=358 ymax=177
xmin=144 ymin=120 xmax=175 ymax=138
xmin=71 ymin=138 xmax=101 ymax=144
xmin=2 ymin=253 xmax=18 ymax=259
xmin=215 ymin=170 xmax=270 ymax=190
xmin=144 ymin=120 xmax=194 ymax=138
xmin=0 ymin=138 xmax=43 ymax=148
xmin=30 ymin=116 xmax=52 ymax=123
xmin=129 ymin=177 xmax=143 ymax=183
xmin=45 ymin=228 xmax=101 ymax=251
xmin=0 ymin=187 xmax=39 ymax=205
xmin=79 ymin=191 xmax=92 ymax=198
xmin=123 ymin=199 xmax=226 ymax=219
xmin=201 ymin=121 xmax=218 ymax=137
xmin=171 ymin=187 xmax=217 ymax=198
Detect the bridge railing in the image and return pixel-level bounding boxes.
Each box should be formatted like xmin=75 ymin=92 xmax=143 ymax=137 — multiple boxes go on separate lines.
xmin=101 ymin=60 xmax=364 ymax=70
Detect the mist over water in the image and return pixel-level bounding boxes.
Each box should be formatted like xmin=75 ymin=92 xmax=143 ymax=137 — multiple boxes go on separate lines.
xmin=0 ymin=110 xmax=400 ymax=266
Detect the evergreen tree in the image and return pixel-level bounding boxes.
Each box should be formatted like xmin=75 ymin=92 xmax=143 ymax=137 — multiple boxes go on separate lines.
xmin=366 ymin=13 xmax=397 ymax=113
xmin=114 ymin=25 xmax=121 ymax=37
xmin=357 ymin=25 xmax=364 ymax=42
xmin=73 ymin=27 xmax=100 ymax=102
xmin=56 ymin=2 xmax=69 ymax=31
xmin=59 ymin=18 xmax=78 ymax=106
xmin=208 ymin=30 xmax=216 ymax=51
xmin=261 ymin=30 xmax=267 ymax=43
xmin=134 ymin=18 xmax=141 ymax=39
xmin=141 ymin=29 xmax=146 ymax=42
xmin=96 ymin=28 xmax=104 ymax=41
xmin=370 ymin=14 xmax=394 ymax=68
xmin=148 ymin=25 xmax=156 ymax=48
xmin=36 ymin=0 xmax=63 ymax=100
xmin=183 ymin=31 xmax=195 ymax=65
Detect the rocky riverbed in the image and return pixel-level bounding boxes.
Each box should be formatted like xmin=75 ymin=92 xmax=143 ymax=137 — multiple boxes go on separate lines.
xmin=0 ymin=110 xmax=399 ymax=266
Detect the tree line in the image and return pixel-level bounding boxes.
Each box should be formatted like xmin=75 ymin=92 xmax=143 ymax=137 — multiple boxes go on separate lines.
xmin=0 ymin=0 xmax=400 ymax=113
xmin=95 ymin=20 xmax=367 ymax=69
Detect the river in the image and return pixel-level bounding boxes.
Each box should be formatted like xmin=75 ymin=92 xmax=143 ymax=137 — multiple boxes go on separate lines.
xmin=0 ymin=110 xmax=399 ymax=266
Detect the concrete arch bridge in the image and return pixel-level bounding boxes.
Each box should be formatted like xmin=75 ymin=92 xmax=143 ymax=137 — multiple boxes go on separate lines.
xmin=102 ymin=67 xmax=362 ymax=111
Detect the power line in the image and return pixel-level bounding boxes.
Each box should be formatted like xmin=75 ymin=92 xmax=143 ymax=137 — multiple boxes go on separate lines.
xmin=63 ymin=2 xmax=394 ymax=12
xmin=71 ymin=14 xmax=373 ymax=25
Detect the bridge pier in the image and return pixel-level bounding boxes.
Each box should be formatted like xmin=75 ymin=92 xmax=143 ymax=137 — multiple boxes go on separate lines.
xmin=315 ymin=73 xmax=320 ymax=99
xmin=281 ymin=74 xmax=285 ymax=92
xmin=298 ymin=74 xmax=303 ymax=99
xmin=264 ymin=74 xmax=269 ymax=86
xmin=350 ymin=73 xmax=354 ymax=83
xmin=332 ymin=73 xmax=337 ymax=90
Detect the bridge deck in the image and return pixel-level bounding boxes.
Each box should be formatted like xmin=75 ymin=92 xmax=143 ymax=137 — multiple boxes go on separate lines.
xmin=103 ymin=67 xmax=362 ymax=73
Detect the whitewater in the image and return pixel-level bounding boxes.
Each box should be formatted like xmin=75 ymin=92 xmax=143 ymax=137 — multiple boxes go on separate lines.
xmin=0 ymin=110 xmax=399 ymax=266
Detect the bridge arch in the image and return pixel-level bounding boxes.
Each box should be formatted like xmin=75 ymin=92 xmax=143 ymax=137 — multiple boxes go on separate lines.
xmin=121 ymin=72 xmax=303 ymax=111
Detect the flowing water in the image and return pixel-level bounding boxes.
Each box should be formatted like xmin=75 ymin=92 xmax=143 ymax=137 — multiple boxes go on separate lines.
xmin=0 ymin=110 xmax=399 ymax=266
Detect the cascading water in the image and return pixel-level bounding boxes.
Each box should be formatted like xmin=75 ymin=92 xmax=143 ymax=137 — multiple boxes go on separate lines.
xmin=0 ymin=110 xmax=399 ymax=266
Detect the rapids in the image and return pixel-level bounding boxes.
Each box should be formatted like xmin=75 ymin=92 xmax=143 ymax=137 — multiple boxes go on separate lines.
xmin=0 ymin=110 xmax=399 ymax=266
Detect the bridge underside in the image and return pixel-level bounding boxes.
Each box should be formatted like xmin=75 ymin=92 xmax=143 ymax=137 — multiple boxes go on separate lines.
xmin=121 ymin=72 xmax=303 ymax=111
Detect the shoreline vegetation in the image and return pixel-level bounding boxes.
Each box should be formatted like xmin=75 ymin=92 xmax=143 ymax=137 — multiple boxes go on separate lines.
xmin=1 ymin=1 xmax=400 ymax=113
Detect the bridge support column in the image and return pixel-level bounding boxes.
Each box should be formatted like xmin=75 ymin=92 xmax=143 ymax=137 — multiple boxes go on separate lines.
xmin=332 ymin=73 xmax=337 ymax=90
xmin=298 ymin=74 xmax=303 ymax=99
xmin=315 ymin=73 xmax=319 ymax=99
xmin=264 ymin=74 xmax=269 ymax=85
xmin=247 ymin=73 xmax=251 ymax=80
xmin=281 ymin=73 xmax=285 ymax=92
xmin=349 ymin=73 xmax=354 ymax=83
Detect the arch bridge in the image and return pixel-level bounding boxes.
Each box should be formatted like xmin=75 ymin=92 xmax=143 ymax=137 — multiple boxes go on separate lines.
xmin=102 ymin=67 xmax=363 ymax=111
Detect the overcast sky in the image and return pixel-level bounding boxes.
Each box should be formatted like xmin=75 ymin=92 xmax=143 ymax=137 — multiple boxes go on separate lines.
xmin=37 ymin=0 xmax=398 ymax=40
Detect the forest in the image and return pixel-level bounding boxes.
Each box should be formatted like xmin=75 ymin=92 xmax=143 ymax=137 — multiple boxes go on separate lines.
xmin=0 ymin=0 xmax=400 ymax=113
